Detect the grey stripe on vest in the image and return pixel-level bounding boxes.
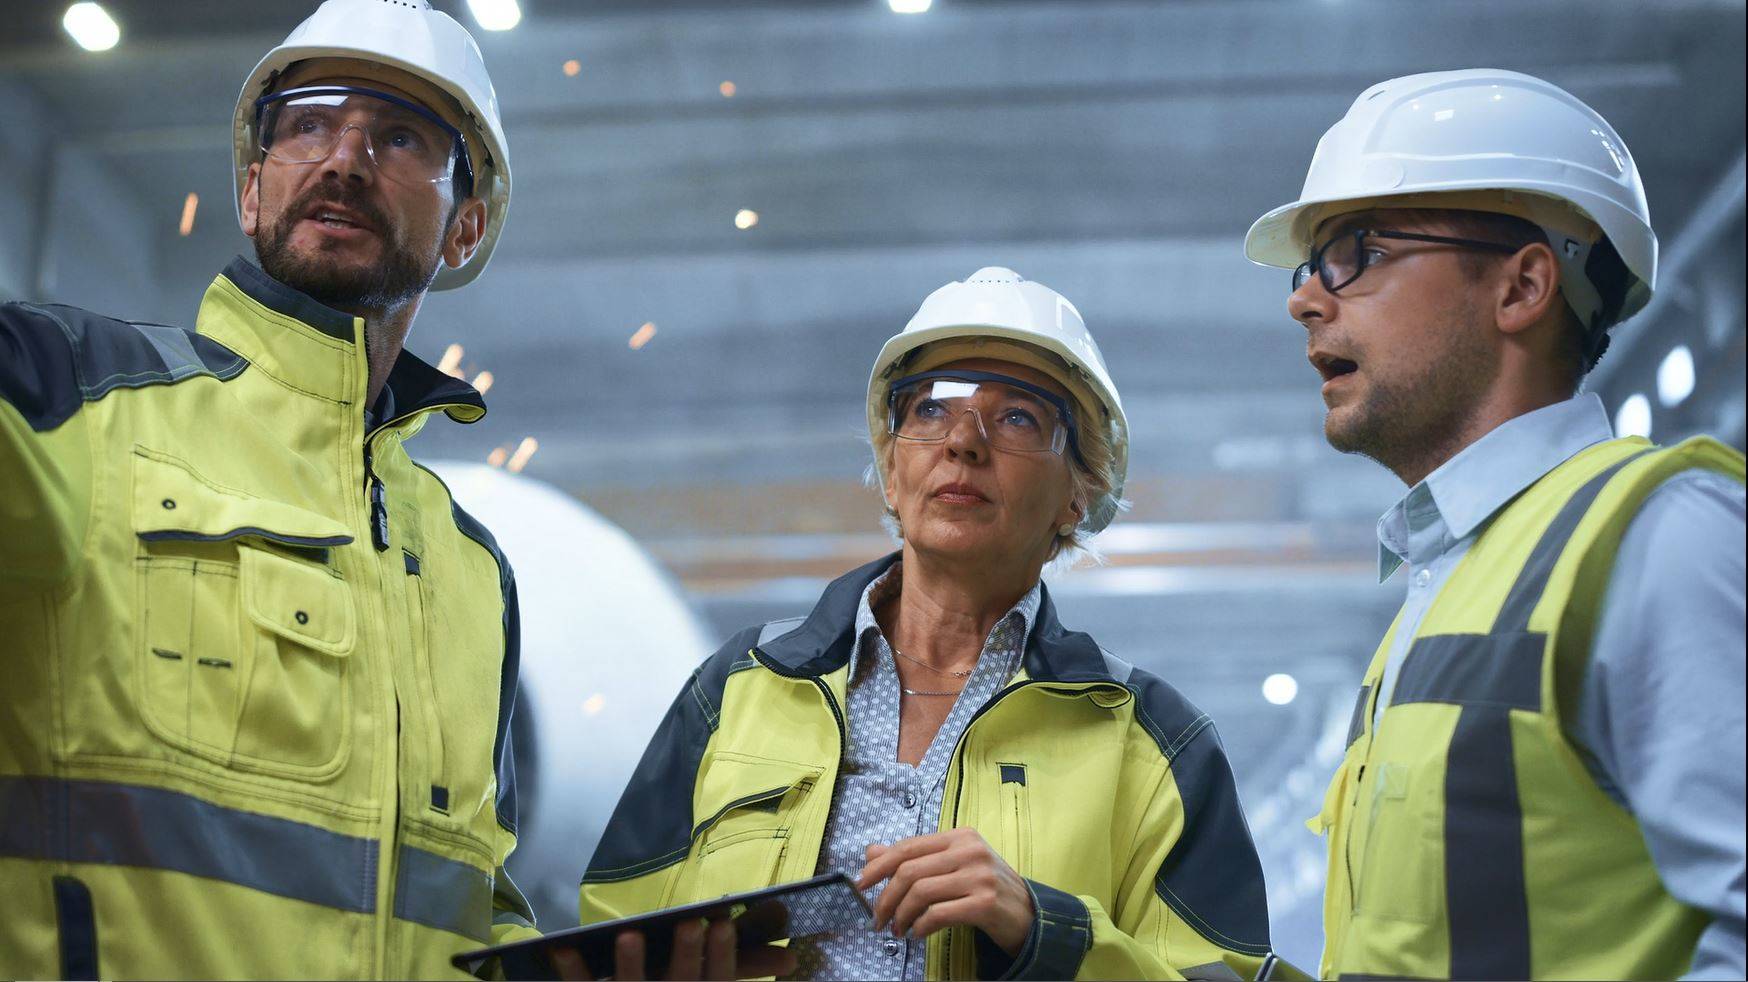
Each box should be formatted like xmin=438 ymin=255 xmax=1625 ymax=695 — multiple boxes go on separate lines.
xmin=757 ymin=616 xmax=805 ymax=647
xmin=1392 ymin=633 xmax=1542 ymax=710
xmin=1431 ymin=448 xmax=1653 ymax=979
xmin=1345 ymin=682 xmax=1372 ymax=748
xmin=0 ymin=777 xmax=377 ymax=913
xmin=1492 ymin=448 xmax=1656 ymax=632
xmin=393 ymin=845 xmax=494 ymax=942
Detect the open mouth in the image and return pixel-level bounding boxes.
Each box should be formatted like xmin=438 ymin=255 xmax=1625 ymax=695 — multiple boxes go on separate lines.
xmin=1310 ymin=351 xmax=1359 ymax=384
xmin=303 ymin=202 xmax=375 ymax=234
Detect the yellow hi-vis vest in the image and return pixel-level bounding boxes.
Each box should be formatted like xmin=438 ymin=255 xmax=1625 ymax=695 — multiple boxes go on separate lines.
xmin=1315 ymin=435 xmax=1745 ymax=980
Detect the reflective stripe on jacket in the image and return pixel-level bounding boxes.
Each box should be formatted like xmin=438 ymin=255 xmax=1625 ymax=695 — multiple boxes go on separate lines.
xmin=0 ymin=257 xmax=538 ymax=979
xmin=1316 ymin=435 xmax=1745 ymax=979
xmin=579 ymin=553 xmax=1273 ymax=980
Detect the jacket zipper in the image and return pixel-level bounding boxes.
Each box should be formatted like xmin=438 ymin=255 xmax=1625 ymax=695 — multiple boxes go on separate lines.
xmin=936 ymin=677 xmax=1127 ymax=975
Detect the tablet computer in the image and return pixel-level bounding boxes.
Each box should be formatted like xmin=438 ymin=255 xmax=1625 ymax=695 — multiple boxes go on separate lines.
xmin=450 ymin=872 xmax=872 ymax=980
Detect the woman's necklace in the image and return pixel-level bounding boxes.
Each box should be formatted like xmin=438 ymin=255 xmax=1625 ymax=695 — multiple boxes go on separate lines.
xmin=892 ymin=645 xmax=973 ymax=698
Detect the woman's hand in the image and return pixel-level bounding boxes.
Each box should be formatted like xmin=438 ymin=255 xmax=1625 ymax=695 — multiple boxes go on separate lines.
xmin=856 ymin=827 xmax=1035 ymax=955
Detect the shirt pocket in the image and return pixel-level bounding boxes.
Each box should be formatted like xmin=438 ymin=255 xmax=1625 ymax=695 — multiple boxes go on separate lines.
xmin=674 ymin=755 xmax=822 ymax=904
xmin=130 ymin=449 xmax=357 ymax=782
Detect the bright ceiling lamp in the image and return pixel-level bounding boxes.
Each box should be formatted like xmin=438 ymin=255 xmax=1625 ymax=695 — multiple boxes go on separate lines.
xmin=1615 ymin=393 xmax=1653 ymax=439
xmin=889 ymin=0 xmax=932 ymax=12
xmin=1262 ymin=673 xmax=1299 ymax=706
xmin=63 ymin=3 xmax=121 ymax=51
xmin=466 ymin=0 xmax=521 ymax=31
xmin=1657 ymin=344 xmax=1696 ymax=407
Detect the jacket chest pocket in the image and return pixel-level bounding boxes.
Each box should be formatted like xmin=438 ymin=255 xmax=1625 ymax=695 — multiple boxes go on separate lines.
xmin=674 ymin=756 xmax=822 ymax=905
xmin=131 ymin=450 xmax=357 ymax=781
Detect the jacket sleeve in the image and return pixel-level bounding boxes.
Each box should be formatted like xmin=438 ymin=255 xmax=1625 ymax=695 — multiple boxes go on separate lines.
xmin=981 ymin=717 xmax=1273 ymax=981
xmin=487 ymin=573 xmax=541 ymax=949
xmin=576 ymin=632 xmax=753 ymax=925
xmin=0 ymin=303 xmax=95 ymax=597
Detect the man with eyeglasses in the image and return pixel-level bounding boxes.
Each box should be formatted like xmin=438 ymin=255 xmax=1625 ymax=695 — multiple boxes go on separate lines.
xmin=1244 ymin=69 xmax=1744 ymax=979
xmin=2 ymin=2 xmax=539 ymax=977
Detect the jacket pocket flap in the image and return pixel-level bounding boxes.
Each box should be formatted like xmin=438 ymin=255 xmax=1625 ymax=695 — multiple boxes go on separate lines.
xmin=132 ymin=449 xmax=352 ymax=548
xmin=692 ymin=756 xmax=822 ymax=840
xmin=241 ymin=545 xmax=355 ymax=656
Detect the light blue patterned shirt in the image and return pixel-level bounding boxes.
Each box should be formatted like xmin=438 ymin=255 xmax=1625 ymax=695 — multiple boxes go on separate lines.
xmin=1370 ymin=393 xmax=1746 ymax=978
xmin=789 ymin=563 xmax=1041 ymax=982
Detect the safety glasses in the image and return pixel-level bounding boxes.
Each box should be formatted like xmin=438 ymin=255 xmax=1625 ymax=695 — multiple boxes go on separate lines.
xmin=1293 ymin=228 xmax=1522 ymax=294
xmin=255 ymin=86 xmax=474 ymax=196
xmin=887 ymin=370 xmax=1085 ymax=465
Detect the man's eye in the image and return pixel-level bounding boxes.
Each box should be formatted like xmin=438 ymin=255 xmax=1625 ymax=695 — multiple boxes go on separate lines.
xmin=384 ymin=127 xmax=426 ymax=151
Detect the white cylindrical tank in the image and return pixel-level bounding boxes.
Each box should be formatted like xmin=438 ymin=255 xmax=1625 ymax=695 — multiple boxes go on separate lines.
xmin=427 ymin=462 xmax=713 ymax=926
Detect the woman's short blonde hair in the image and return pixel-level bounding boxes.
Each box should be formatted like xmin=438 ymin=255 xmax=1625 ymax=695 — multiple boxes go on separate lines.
xmin=867 ymin=352 xmax=1125 ymax=564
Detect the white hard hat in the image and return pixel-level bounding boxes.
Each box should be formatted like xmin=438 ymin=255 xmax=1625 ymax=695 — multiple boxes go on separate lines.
xmin=867 ymin=267 xmax=1129 ymax=534
xmin=233 ymin=0 xmax=511 ymax=290
xmin=1245 ymin=68 xmax=1656 ymax=333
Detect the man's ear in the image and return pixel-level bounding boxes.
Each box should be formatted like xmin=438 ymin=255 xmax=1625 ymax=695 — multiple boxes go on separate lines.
xmin=443 ymin=197 xmax=488 ymax=270
xmin=240 ymin=162 xmax=263 ymax=238
xmin=1496 ymin=241 xmax=1562 ymax=338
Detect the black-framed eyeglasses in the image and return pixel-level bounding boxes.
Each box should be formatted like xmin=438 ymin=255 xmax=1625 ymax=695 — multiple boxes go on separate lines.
xmin=1292 ymin=229 xmax=1522 ymax=294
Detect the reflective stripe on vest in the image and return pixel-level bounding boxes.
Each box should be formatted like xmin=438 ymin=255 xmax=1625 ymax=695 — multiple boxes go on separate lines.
xmin=1 ymin=776 xmax=494 ymax=941
xmin=0 ymin=776 xmax=377 ymax=913
xmin=1382 ymin=449 xmax=1652 ymax=979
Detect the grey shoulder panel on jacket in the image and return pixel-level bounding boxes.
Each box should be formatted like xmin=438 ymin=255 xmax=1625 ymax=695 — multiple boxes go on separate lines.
xmin=0 ymin=302 xmax=246 ymax=432
xmin=1125 ymin=663 xmax=1273 ymax=957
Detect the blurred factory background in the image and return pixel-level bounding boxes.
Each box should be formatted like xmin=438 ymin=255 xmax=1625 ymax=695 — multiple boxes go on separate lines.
xmin=3 ymin=0 xmax=1743 ymax=967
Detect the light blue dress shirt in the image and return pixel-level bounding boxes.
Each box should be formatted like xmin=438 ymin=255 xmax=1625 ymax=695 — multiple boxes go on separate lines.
xmin=1369 ymin=393 xmax=1746 ymax=978
xmin=791 ymin=564 xmax=1040 ymax=981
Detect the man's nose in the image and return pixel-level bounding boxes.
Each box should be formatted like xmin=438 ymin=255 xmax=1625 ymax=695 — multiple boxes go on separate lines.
xmin=322 ymin=125 xmax=375 ymax=184
xmin=1287 ymin=274 xmax=1331 ymax=329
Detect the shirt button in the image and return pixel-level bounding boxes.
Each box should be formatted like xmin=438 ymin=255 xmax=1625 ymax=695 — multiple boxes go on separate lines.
xmin=1414 ymin=568 xmax=1432 ymax=588
xmin=902 ymin=790 xmax=917 ymax=809
xmin=884 ymin=938 xmax=901 ymax=956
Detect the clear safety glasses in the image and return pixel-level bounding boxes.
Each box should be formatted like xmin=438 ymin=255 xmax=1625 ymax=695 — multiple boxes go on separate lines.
xmin=887 ymin=370 xmax=1084 ymax=464
xmin=255 ymin=86 xmax=474 ymax=194
xmin=1293 ymin=228 xmax=1521 ymax=294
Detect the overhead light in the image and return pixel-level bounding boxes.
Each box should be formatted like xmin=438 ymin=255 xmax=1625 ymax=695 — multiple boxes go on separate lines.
xmin=63 ymin=3 xmax=121 ymax=52
xmin=465 ymin=0 xmax=521 ymax=31
xmin=734 ymin=208 xmax=759 ymax=230
xmin=719 ymin=81 xmax=737 ymax=98
xmin=178 ymin=193 xmax=199 ymax=237
xmin=1657 ymin=345 xmax=1695 ymax=407
xmin=562 ymin=59 xmax=581 ymax=77
xmin=1262 ymin=673 xmax=1299 ymax=706
xmin=1615 ymin=393 xmax=1653 ymax=439
xmin=629 ymin=322 xmax=657 ymax=350
xmin=889 ymin=0 xmax=932 ymax=12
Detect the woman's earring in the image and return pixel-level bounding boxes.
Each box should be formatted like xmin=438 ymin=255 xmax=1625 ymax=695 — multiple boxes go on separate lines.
xmin=1058 ymin=523 xmax=1076 ymax=537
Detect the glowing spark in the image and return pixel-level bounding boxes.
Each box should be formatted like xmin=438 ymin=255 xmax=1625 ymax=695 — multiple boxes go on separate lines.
xmin=629 ymin=322 xmax=657 ymax=350
xmin=506 ymin=437 xmax=538 ymax=473
xmin=472 ymin=371 xmax=494 ymax=395
xmin=562 ymin=59 xmax=581 ymax=77
xmin=178 ymin=192 xmax=198 ymax=236
xmin=734 ymin=208 xmax=759 ymax=230
xmin=719 ymin=80 xmax=737 ymax=98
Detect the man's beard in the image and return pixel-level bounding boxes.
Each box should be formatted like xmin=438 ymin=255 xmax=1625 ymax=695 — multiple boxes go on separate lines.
xmin=254 ymin=179 xmax=442 ymax=317
xmin=1325 ymin=302 xmax=1496 ymax=479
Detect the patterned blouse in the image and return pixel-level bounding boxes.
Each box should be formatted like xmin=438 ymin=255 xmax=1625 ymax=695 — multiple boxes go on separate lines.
xmin=788 ymin=563 xmax=1041 ymax=981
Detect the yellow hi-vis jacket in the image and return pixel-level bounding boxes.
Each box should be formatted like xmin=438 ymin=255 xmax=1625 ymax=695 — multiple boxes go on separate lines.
xmin=1316 ymin=435 xmax=1745 ymax=979
xmin=579 ymin=554 xmax=1275 ymax=981
xmin=0 ymin=258 xmax=539 ymax=979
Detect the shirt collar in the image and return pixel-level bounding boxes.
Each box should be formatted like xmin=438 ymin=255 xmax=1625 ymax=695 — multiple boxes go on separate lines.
xmin=847 ymin=562 xmax=1042 ymax=682
xmin=1376 ymin=393 xmax=1615 ymax=581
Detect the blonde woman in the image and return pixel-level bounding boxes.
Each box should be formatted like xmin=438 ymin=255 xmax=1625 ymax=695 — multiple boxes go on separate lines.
xmin=579 ymin=268 xmax=1272 ymax=980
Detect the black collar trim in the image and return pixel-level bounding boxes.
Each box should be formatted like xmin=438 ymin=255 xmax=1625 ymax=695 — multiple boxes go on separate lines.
xmin=221 ymin=256 xmax=357 ymax=342
xmin=374 ymin=347 xmax=487 ymax=432
xmin=754 ymin=551 xmax=1115 ymax=684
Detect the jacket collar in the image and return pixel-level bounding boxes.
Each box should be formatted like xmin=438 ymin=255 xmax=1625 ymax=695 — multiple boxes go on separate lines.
xmin=756 ymin=551 xmax=1116 ymax=685
xmin=201 ymin=256 xmax=486 ymax=430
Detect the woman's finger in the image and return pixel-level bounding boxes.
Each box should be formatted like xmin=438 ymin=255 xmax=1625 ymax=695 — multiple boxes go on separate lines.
xmin=703 ymin=918 xmax=737 ymax=981
xmin=904 ymin=895 xmax=990 ymax=944
xmin=663 ymin=918 xmax=706 ymax=982
xmin=614 ymin=929 xmax=647 ymax=982
xmin=889 ymin=871 xmax=971 ymax=939
xmin=870 ymin=848 xmax=964 ymax=931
